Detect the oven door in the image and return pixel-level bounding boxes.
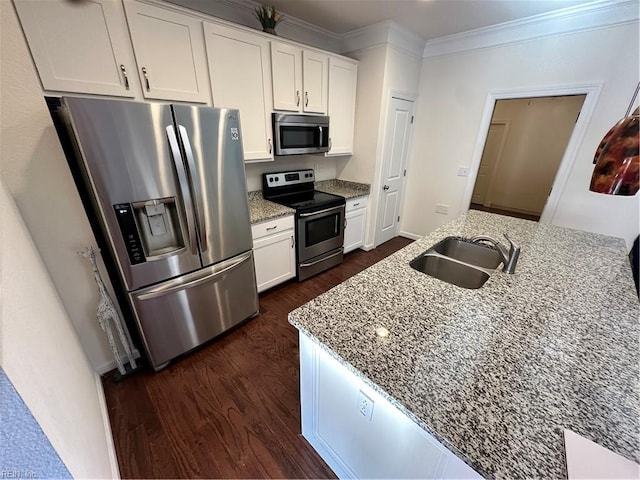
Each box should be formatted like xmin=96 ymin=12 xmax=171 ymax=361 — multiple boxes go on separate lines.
xmin=297 ymin=205 xmax=345 ymax=263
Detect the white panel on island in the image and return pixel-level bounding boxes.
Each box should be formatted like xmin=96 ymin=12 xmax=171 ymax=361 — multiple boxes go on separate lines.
xmin=299 ymin=332 xmax=481 ymax=479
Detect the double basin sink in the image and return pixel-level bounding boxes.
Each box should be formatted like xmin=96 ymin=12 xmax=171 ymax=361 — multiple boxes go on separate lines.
xmin=410 ymin=236 xmax=503 ymax=289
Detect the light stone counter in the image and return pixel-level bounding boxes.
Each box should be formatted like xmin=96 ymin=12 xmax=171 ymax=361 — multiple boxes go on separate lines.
xmin=247 ymin=190 xmax=294 ymax=224
xmin=288 ymin=210 xmax=639 ymax=479
xmin=315 ymin=179 xmax=370 ymax=199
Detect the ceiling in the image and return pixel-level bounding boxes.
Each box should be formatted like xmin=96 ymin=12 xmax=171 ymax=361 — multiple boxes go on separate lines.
xmin=251 ymin=0 xmax=598 ymax=40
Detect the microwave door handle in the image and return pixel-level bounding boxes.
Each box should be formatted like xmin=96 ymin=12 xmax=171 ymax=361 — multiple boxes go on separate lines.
xmin=177 ymin=125 xmax=207 ymax=253
xmin=166 ymin=125 xmax=198 ymax=255
xmin=319 ymin=125 xmax=323 ymax=148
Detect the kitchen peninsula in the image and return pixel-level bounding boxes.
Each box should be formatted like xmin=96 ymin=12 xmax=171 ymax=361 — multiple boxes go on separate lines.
xmin=289 ymin=210 xmax=639 ymax=478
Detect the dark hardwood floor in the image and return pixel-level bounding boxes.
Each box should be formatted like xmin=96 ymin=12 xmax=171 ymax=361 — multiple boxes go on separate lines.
xmin=102 ymin=236 xmax=413 ymax=479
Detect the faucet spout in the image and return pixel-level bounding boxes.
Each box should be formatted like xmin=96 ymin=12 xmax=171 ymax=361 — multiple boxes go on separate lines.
xmin=470 ymin=233 xmax=520 ymax=274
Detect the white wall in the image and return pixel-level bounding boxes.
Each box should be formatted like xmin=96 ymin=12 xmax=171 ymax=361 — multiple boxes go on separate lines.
xmin=0 ymin=180 xmax=118 ymax=478
xmin=402 ymin=19 xmax=640 ymax=246
xmin=0 ymin=0 xmax=119 ymax=371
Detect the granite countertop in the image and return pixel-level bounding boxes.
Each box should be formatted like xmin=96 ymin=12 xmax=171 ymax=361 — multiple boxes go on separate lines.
xmin=247 ymin=190 xmax=294 ymax=224
xmin=315 ymin=179 xmax=370 ymax=199
xmin=288 ymin=210 xmax=639 ymax=479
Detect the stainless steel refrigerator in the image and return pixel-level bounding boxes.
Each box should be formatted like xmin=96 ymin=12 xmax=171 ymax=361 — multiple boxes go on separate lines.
xmin=50 ymin=96 xmax=259 ymax=370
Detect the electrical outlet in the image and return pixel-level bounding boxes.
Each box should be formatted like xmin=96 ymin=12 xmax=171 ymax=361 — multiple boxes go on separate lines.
xmin=357 ymin=390 xmax=374 ymax=421
xmin=435 ymin=203 xmax=449 ymax=215
xmin=457 ymin=166 xmax=469 ymax=177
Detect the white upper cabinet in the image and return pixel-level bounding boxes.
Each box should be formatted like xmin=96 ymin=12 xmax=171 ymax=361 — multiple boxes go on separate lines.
xmin=124 ymin=1 xmax=209 ymax=103
xmin=13 ymin=0 xmax=137 ymax=97
xmin=302 ymin=50 xmax=329 ymax=114
xmin=204 ymin=23 xmax=273 ymax=162
xmin=271 ymin=42 xmax=302 ymax=112
xmin=327 ymin=56 xmax=358 ymax=156
xmin=271 ymin=42 xmax=328 ymax=114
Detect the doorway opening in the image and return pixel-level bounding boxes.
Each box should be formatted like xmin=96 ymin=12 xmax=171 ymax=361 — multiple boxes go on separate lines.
xmin=469 ymin=95 xmax=586 ymax=222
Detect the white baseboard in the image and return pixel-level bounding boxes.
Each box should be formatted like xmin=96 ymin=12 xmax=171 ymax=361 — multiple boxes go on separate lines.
xmin=94 ymin=373 xmax=121 ymax=479
xmin=96 ymin=349 xmax=142 ymax=375
xmin=399 ymin=230 xmax=422 ymax=240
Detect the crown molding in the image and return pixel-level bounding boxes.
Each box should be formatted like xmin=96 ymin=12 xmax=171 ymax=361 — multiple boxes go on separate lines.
xmin=164 ymin=0 xmax=342 ymax=52
xmin=423 ymin=0 xmax=640 ymax=58
xmin=341 ymin=20 xmax=426 ymax=57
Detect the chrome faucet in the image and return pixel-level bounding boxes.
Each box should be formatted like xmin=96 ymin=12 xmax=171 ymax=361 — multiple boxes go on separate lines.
xmin=470 ymin=233 xmax=521 ymax=274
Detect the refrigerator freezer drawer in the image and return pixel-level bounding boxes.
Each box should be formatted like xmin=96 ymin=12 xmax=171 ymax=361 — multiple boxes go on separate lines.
xmin=130 ymin=251 xmax=259 ymax=369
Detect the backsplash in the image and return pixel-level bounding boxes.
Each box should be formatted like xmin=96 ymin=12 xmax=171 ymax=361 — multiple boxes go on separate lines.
xmin=245 ymin=154 xmax=339 ymax=192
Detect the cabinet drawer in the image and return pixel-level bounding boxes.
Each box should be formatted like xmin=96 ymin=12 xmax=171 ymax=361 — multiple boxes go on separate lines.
xmin=345 ymin=196 xmax=368 ymax=212
xmin=251 ymin=215 xmax=295 ymax=240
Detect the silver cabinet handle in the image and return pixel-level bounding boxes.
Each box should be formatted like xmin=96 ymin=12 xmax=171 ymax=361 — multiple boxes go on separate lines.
xmin=291 ymin=235 xmax=294 ymax=248
xmin=383 ymin=185 xmax=390 ymax=191
xmin=137 ymin=252 xmax=252 ymax=300
xmin=166 ymin=125 xmax=197 ymax=255
xmin=266 ymin=225 xmax=278 ymax=231
xmin=142 ymin=66 xmax=150 ymax=91
xmin=268 ymin=138 xmax=272 ymax=154
xmin=305 ymin=91 xmax=309 ymax=107
xmin=177 ymin=125 xmax=206 ymax=253
xmin=296 ymin=90 xmax=300 ymax=107
xmin=120 ymin=64 xmax=129 ymax=90
xmin=353 ymin=202 xmax=360 ymax=207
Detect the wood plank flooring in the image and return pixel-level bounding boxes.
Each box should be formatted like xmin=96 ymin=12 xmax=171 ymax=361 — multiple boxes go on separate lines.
xmin=103 ymin=236 xmax=413 ymax=479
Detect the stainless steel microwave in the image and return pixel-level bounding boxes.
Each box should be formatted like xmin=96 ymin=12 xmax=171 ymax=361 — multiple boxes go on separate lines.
xmin=272 ymin=113 xmax=330 ymax=155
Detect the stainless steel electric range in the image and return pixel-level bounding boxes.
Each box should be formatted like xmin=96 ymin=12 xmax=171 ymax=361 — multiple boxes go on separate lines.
xmin=263 ymin=169 xmax=346 ymax=281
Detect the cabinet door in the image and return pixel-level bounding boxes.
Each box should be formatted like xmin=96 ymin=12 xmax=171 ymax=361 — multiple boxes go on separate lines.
xmin=253 ymin=229 xmax=296 ymax=292
xmin=124 ymin=2 xmax=209 ymax=103
xmin=344 ymin=208 xmax=366 ymax=253
xmin=271 ymin=42 xmax=302 ymax=112
xmin=14 ymin=0 xmax=136 ymax=97
xmin=204 ymin=23 xmax=273 ymax=162
xmin=302 ymin=51 xmax=328 ymax=114
xmin=327 ymin=57 xmax=358 ymax=155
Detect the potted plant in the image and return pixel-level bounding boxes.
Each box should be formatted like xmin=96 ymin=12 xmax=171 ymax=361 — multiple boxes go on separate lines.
xmin=254 ymin=4 xmax=283 ymax=35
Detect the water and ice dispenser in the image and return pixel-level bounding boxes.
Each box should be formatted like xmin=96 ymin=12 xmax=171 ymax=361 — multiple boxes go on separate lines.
xmin=113 ymin=197 xmax=184 ymax=264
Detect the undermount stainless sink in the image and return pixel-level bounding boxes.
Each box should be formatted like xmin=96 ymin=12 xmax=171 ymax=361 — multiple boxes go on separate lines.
xmin=410 ymin=236 xmax=503 ymax=289
xmin=432 ymin=236 xmax=502 ymax=269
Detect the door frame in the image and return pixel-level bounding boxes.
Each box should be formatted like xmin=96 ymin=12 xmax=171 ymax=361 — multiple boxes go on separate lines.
xmin=461 ymin=83 xmax=603 ymax=223
xmin=373 ymin=90 xmax=417 ymax=248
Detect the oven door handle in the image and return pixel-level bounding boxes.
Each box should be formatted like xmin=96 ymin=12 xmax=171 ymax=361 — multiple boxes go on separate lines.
xmin=300 ymin=250 xmax=343 ymax=268
xmin=299 ymin=205 xmax=344 ymax=218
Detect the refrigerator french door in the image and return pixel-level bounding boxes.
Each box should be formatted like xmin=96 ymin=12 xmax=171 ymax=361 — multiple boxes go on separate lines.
xmin=54 ymin=96 xmax=259 ymax=370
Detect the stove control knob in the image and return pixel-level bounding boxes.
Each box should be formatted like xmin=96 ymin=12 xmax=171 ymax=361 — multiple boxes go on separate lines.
xmin=275 ymin=176 xmax=279 ymax=182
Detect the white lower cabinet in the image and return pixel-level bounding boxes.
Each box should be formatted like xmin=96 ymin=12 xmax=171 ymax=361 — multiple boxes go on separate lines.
xmin=252 ymin=216 xmax=296 ymax=293
xmin=299 ymin=332 xmax=482 ymax=479
xmin=344 ymin=196 xmax=368 ymax=253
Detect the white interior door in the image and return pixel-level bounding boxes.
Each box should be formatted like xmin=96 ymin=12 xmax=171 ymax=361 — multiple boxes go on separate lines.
xmin=375 ymin=97 xmax=414 ymax=246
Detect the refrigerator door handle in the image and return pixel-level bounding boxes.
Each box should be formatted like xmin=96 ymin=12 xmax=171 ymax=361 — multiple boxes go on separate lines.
xmin=166 ymin=125 xmax=198 ymax=255
xmin=136 ymin=251 xmax=253 ymax=300
xmin=177 ymin=125 xmax=207 ymax=253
